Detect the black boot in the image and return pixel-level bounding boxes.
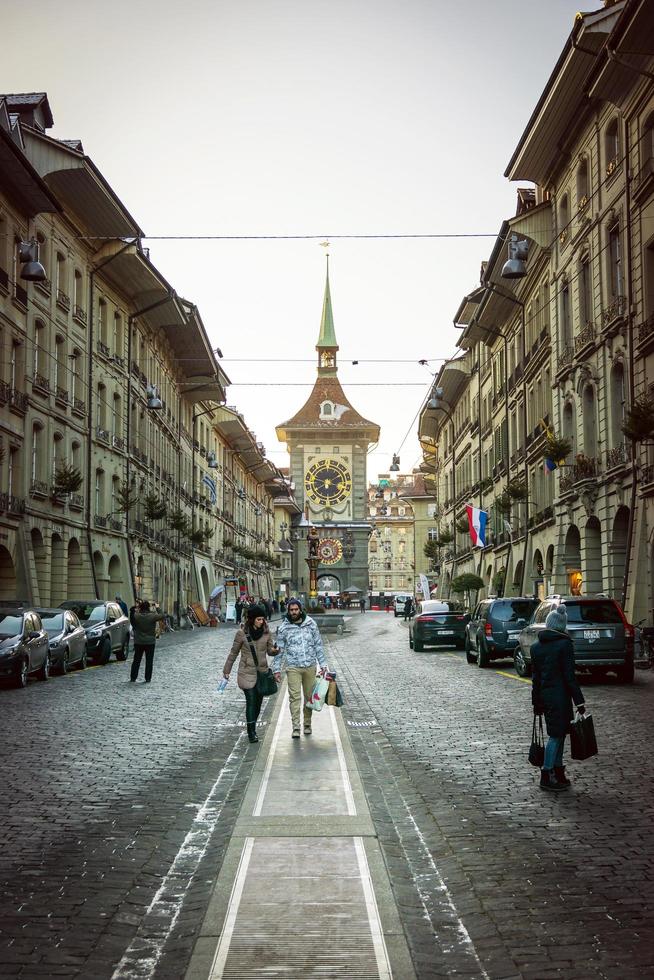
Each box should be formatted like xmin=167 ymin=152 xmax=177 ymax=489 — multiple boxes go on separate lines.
xmin=540 ymin=768 xmax=567 ymax=792
xmin=554 ymin=766 xmax=571 ymax=786
xmin=247 ymin=722 xmax=258 ymax=743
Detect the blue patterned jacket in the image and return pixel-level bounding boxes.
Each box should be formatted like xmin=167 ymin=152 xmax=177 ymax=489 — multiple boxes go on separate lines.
xmin=272 ymin=614 xmax=326 ymax=672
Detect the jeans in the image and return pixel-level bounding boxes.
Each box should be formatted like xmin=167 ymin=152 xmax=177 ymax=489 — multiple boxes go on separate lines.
xmin=543 ymin=735 xmax=565 ymax=770
xmin=131 ymin=643 xmax=155 ymax=682
xmin=244 ymin=686 xmax=264 ymax=724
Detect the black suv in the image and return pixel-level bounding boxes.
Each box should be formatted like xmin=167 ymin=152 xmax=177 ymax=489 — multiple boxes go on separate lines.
xmin=465 ymin=597 xmax=539 ymax=668
xmin=59 ymin=601 xmax=130 ymax=665
xmin=0 ymin=607 xmax=50 ymax=687
xmin=516 ymin=596 xmax=635 ymax=683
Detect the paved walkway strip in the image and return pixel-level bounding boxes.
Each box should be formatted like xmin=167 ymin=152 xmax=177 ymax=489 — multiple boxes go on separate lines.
xmin=185 ymin=686 xmax=414 ymax=979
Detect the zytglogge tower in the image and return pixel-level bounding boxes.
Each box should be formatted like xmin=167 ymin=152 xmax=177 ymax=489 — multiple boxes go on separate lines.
xmin=276 ymin=260 xmax=380 ymax=598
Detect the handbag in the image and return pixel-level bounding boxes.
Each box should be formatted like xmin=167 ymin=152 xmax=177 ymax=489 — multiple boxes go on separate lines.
xmin=326 ymin=671 xmax=344 ymax=707
xmin=245 ymin=633 xmax=278 ymax=698
xmin=306 ymin=675 xmax=330 ymax=712
xmin=569 ymin=712 xmax=598 ymax=760
xmin=528 ymin=714 xmax=545 ymax=768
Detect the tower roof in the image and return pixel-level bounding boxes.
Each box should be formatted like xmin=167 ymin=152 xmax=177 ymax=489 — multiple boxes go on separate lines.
xmin=317 ymin=257 xmax=338 ymax=350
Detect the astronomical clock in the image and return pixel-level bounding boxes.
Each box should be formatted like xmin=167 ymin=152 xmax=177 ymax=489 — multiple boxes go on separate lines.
xmin=304 ymin=458 xmax=352 ymax=507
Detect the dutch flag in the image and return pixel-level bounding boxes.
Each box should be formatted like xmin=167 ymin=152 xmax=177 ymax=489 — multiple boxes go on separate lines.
xmin=466 ymin=504 xmax=488 ymax=549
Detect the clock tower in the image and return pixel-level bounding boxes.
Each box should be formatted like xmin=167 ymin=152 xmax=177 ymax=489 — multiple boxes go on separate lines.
xmin=276 ymin=260 xmax=380 ymax=598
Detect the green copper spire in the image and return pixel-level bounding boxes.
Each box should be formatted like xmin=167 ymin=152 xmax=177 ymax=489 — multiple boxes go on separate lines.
xmin=317 ymin=255 xmax=338 ymax=351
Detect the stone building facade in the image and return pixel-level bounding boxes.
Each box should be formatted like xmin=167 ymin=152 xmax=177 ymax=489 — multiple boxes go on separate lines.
xmin=0 ymin=93 xmax=280 ymax=611
xmin=419 ymin=0 xmax=654 ymax=622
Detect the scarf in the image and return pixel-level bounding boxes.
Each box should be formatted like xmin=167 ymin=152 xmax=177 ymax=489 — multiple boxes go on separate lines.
xmin=248 ymin=624 xmax=265 ymax=642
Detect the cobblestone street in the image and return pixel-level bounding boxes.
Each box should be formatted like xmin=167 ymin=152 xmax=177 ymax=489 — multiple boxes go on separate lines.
xmin=1 ymin=613 xmax=653 ymax=979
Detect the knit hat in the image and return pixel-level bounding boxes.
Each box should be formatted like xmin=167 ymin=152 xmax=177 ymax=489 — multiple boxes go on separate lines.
xmin=245 ymin=603 xmax=266 ymax=622
xmin=287 ymin=597 xmax=303 ymax=610
xmin=545 ymin=603 xmax=568 ymax=633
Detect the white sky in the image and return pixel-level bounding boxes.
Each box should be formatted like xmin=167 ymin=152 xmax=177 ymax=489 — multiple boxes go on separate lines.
xmin=5 ymin=0 xmax=585 ymax=477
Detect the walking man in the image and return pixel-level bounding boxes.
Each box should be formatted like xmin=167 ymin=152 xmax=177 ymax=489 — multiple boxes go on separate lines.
xmin=403 ymin=596 xmax=413 ymax=621
xmin=272 ymin=597 xmax=327 ymax=738
xmin=129 ymin=600 xmax=166 ymax=683
xmin=359 ymin=596 xmax=366 ymax=613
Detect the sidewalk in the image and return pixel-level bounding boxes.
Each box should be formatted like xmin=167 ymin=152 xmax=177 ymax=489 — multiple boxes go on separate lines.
xmin=184 ymin=682 xmax=415 ymax=979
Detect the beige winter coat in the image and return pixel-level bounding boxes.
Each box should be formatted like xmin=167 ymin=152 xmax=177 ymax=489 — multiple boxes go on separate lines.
xmin=223 ymin=628 xmax=276 ymax=690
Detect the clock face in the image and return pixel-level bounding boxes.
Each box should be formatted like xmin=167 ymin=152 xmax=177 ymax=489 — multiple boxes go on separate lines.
xmin=318 ymin=538 xmax=343 ymax=565
xmin=305 ymin=458 xmax=352 ymax=505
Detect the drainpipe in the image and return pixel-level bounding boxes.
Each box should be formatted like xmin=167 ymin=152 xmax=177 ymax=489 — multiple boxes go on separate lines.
xmin=86 ymin=239 xmax=135 ymax=598
xmin=621 ymin=117 xmax=637 ymax=612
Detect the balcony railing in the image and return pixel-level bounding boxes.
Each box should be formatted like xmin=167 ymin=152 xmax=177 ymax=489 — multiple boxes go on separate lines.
xmin=112 ymin=435 xmax=125 ymax=450
xmin=35 ymin=277 xmax=51 ymax=296
xmin=73 ymin=305 xmax=87 ymax=324
xmin=96 ymin=426 xmax=110 ymax=443
xmin=56 ymin=289 xmax=71 ymax=312
xmin=574 ymin=321 xmax=595 ymax=353
xmin=97 ymin=340 xmax=111 ymax=357
xmin=94 ymin=514 xmax=107 ymax=528
xmin=9 ymin=388 xmax=28 ymax=414
xmin=0 ymin=492 xmax=25 ymax=514
xmin=72 ymin=397 xmax=86 ymax=416
xmin=69 ymin=493 xmax=84 ymax=509
xmin=602 ymin=295 xmax=627 ymax=327
xmin=29 ymin=480 xmax=49 ymax=497
xmin=606 ymin=443 xmax=630 ymax=470
xmin=559 ymin=457 xmax=598 ymax=492
xmin=557 ymin=345 xmax=574 ymax=372
xmin=55 ymin=385 xmax=69 ymax=404
xmin=641 ymin=464 xmax=654 ymax=486
xmin=637 ymin=315 xmax=654 ymax=347
xmin=32 ymin=372 xmax=50 ymax=393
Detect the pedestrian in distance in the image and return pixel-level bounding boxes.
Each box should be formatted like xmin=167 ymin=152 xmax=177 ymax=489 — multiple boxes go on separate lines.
xmin=272 ymin=597 xmax=327 ymax=739
xmin=129 ymin=600 xmax=166 ymax=683
xmin=531 ymin=603 xmax=586 ymax=791
xmin=115 ymin=594 xmax=129 ymax=618
xmin=403 ymin=597 xmax=413 ymax=621
xmin=223 ymin=604 xmax=277 ymax=743
xmin=234 ymin=597 xmax=243 ymax=626
xmin=359 ymin=596 xmax=366 ymax=613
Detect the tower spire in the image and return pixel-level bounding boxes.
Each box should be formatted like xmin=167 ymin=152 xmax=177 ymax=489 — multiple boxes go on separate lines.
xmin=317 ymin=254 xmax=338 ymax=374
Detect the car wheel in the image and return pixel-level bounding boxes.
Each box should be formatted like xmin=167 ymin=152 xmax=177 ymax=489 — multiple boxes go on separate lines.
xmin=58 ymin=649 xmax=70 ymax=675
xmin=514 ymin=647 xmax=531 ymax=677
xmin=116 ymin=637 xmax=129 ymax=662
xmin=477 ymin=640 xmax=491 ymax=669
xmin=465 ymin=636 xmax=476 ymax=665
xmin=36 ymin=654 xmax=50 ymax=681
xmin=14 ymin=658 xmax=29 ymax=688
xmin=414 ymin=639 xmax=424 ymax=652
xmin=77 ymin=647 xmax=88 ymax=671
xmin=616 ymin=661 xmax=634 ymax=684
xmin=99 ymin=638 xmax=111 ymax=665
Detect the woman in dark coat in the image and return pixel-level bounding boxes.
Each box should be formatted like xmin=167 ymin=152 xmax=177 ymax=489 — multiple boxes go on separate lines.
xmin=222 ymin=604 xmax=277 ymax=743
xmin=531 ymin=603 xmax=586 ymax=792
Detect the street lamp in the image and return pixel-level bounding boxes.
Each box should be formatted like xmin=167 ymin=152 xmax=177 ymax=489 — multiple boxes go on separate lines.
xmin=18 ymin=239 xmax=47 ymax=282
xmin=207 ymin=451 xmax=219 ymax=468
xmin=501 ymin=234 xmax=529 ymax=280
xmin=146 ymin=384 xmax=163 ymax=410
xmin=390 ymin=454 xmax=400 ymax=472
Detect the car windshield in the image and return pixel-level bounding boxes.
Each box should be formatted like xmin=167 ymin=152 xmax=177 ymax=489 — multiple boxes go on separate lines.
xmin=0 ymin=614 xmax=23 ymax=637
xmin=85 ymin=605 xmax=106 ymax=624
xmin=566 ymin=601 xmax=623 ymax=625
xmin=492 ymin=600 xmax=537 ymax=624
xmin=40 ymin=613 xmax=64 ymax=633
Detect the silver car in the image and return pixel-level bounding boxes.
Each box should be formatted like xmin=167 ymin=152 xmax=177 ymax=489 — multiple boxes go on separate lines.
xmin=36 ymin=608 xmax=88 ymax=674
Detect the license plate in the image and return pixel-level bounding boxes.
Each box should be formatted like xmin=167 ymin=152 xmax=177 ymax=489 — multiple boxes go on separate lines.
xmin=438 ymin=630 xmax=454 ymax=635
xmin=507 ymin=631 xmax=519 ymax=637
xmin=584 ymin=629 xmax=600 ymax=640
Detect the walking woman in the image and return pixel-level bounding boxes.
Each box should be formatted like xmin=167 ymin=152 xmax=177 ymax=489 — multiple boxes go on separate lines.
xmin=531 ymin=603 xmax=586 ymax=792
xmin=222 ymin=604 xmax=277 ymax=743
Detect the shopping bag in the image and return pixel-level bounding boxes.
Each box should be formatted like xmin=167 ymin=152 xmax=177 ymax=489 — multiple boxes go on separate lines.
xmin=528 ymin=715 xmax=545 ymax=767
xmin=570 ymin=712 xmax=598 ymax=760
xmin=307 ymin=675 xmax=330 ymax=712
xmin=326 ymin=679 xmax=344 ymax=707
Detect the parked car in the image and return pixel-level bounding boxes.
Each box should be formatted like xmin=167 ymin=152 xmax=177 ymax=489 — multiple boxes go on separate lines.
xmin=515 ymin=596 xmax=635 ymax=683
xmin=409 ymin=600 xmax=470 ymax=651
xmin=59 ymin=601 xmax=130 ymax=665
xmin=36 ymin=608 xmax=88 ymax=674
xmin=465 ymin=597 xmax=539 ymax=668
xmin=0 ymin=607 xmax=50 ymax=687
xmin=394 ymin=594 xmax=414 ymax=617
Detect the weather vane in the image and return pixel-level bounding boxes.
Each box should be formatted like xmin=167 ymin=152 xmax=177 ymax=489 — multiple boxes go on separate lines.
xmin=320 ymin=239 xmax=330 ymax=257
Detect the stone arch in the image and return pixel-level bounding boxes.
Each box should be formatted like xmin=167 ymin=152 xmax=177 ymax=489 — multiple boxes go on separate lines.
xmin=565 ymin=525 xmax=582 ymax=596
xmin=94 ymin=550 xmax=105 ymax=598
xmin=610 ymin=506 xmax=630 ymax=599
xmin=199 ymin=566 xmax=210 ymax=607
xmin=108 ymin=555 xmax=123 ymax=598
xmin=513 ymin=560 xmax=524 ymax=593
xmin=546 ymin=545 xmax=554 ymax=577
xmin=67 ymin=538 xmax=85 ymax=596
xmin=31 ymin=528 xmax=47 ymax=603
xmin=0 ymin=545 xmax=16 ymax=601
xmin=318 ymin=573 xmax=341 ymax=594
xmin=532 ymin=549 xmax=544 ymax=600
xmin=584 ymin=517 xmax=603 ymax=595
xmin=50 ymin=534 xmax=65 ymax=606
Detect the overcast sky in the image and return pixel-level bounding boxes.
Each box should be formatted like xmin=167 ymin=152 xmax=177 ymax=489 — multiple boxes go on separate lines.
xmin=5 ymin=0 xmax=585 ymax=477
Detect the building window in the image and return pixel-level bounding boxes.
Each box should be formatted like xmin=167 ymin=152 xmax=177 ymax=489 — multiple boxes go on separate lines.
xmin=605 ymin=117 xmax=620 ymax=174
xmin=71 ymin=440 xmax=81 ymax=471
xmin=98 ymin=298 xmax=108 ymax=345
xmin=559 ymin=192 xmax=569 ymax=241
xmin=577 ymin=158 xmax=589 ymax=210
xmin=33 ymin=320 xmax=44 ymax=375
xmin=52 ymin=432 xmax=63 ymax=481
xmin=560 ymin=281 xmax=572 ymax=349
xmin=31 ymin=423 xmax=43 ymax=481
xmin=610 ymin=363 xmax=625 ymax=448
xmin=8 ymin=447 xmax=17 ymax=497
xmin=608 ymin=224 xmax=623 ymax=300
xmin=579 ymin=256 xmax=592 ymax=325
xmin=74 ymin=269 xmax=83 ymax=311
xmin=56 ymin=251 xmax=67 ymax=296
xmin=55 ymin=335 xmax=65 ymax=390
xmin=95 ymin=469 xmax=105 ymax=515
xmin=643 ymin=112 xmax=654 ymax=166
